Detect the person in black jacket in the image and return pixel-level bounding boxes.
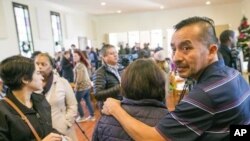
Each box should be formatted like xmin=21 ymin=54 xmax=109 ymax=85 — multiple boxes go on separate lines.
xmin=0 ymin=55 xmax=67 ymax=141
xmin=61 ymin=50 xmax=74 ymax=82
xmin=92 ymin=59 xmax=168 ymax=141
xmin=219 ymin=30 xmax=237 ymax=68
xmin=93 ymin=44 xmax=121 ymax=110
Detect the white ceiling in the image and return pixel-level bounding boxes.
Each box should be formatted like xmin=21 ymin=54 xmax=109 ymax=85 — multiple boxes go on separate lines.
xmin=45 ymin=0 xmax=242 ymax=15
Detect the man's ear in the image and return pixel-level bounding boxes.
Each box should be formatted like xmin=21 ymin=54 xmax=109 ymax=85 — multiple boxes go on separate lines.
xmin=208 ymin=44 xmax=218 ymax=59
xmin=229 ymin=36 xmax=234 ymax=42
xmin=101 ymin=55 xmax=106 ymax=62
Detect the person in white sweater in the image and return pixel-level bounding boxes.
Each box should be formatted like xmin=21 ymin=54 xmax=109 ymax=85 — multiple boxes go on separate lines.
xmin=35 ymin=53 xmax=78 ymax=141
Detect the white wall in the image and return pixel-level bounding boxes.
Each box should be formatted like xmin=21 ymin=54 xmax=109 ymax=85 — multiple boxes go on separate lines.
xmin=92 ymin=1 xmax=250 ymax=72
xmin=1 ymin=0 xmax=250 ymax=61
xmin=241 ymin=0 xmax=250 ymax=18
xmin=0 ymin=0 xmax=94 ymax=60
xmin=93 ymin=2 xmax=244 ymax=49
xmin=0 ymin=0 xmax=19 ymax=60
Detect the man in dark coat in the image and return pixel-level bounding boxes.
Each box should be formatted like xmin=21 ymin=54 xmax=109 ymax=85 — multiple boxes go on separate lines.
xmin=61 ymin=51 xmax=74 ymax=82
xmin=93 ymin=44 xmax=121 ymax=110
xmin=219 ymin=30 xmax=237 ymax=68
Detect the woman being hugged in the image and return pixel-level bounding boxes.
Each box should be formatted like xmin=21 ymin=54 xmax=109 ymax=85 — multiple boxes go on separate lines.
xmin=0 ymin=55 xmax=64 ymax=141
xmin=92 ymin=59 xmax=168 ymax=141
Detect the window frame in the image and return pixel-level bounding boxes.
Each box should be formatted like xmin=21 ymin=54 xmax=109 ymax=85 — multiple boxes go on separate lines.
xmin=12 ymin=2 xmax=34 ymax=57
xmin=50 ymin=11 xmax=63 ymax=53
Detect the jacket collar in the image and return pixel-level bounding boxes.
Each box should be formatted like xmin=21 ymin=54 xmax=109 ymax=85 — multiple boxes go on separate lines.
xmin=197 ymin=60 xmax=225 ymax=83
xmin=220 ymin=44 xmax=231 ymax=53
xmin=121 ymin=97 xmax=166 ymax=108
xmin=103 ymin=63 xmax=121 ymax=82
xmin=6 ymin=89 xmax=38 ymax=114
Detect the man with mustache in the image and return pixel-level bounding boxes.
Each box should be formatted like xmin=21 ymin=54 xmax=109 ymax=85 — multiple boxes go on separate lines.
xmin=101 ymin=16 xmax=250 ymax=141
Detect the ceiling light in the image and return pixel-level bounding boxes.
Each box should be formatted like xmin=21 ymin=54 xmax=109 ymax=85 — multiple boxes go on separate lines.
xmin=117 ymin=10 xmax=122 ymax=13
xmin=101 ymin=2 xmax=106 ymax=6
xmin=160 ymin=6 xmax=165 ymax=9
xmin=206 ymin=1 xmax=211 ymax=5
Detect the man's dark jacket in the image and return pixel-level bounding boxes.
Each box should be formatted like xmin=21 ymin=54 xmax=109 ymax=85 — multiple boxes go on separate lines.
xmin=93 ymin=64 xmax=121 ymax=110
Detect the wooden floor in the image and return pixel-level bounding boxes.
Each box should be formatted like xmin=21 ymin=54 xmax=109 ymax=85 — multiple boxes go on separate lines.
xmin=73 ymin=99 xmax=101 ymax=141
xmin=72 ymin=92 xmax=180 ymax=141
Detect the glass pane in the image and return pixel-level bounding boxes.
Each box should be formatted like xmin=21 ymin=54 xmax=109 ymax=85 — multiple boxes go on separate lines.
xmin=128 ymin=31 xmax=139 ymax=47
xmin=13 ymin=3 xmax=34 ymax=58
xmin=109 ymin=33 xmax=118 ymax=47
xmin=51 ymin=12 xmax=63 ymax=52
xmin=140 ymin=31 xmax=150 ymax=48
xmin=117 ymin=32 xmax=128 ymax=47
xmin=151 ymin=29 xmax=162 ymax=49
xmin=167 ymin=28 xmax=175 ymax=58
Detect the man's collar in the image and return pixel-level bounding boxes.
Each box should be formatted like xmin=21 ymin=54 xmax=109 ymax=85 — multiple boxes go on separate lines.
xmin=107 ymin=64 xmax=118 ymax=69
xmin=104 ymin=61 xmax=118 ymax=69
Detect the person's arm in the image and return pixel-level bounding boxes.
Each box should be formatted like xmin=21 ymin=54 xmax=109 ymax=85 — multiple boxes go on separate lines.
xmin=102 ymin=98 xmax=167 ymax=141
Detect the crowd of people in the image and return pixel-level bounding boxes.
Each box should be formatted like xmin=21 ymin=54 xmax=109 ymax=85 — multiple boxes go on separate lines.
xmin=0 ymin=16 xmax=249 ymax=141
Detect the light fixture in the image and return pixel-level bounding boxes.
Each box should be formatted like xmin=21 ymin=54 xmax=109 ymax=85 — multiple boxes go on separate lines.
xmin=101 ymin=2 xmax=106 ymax=6
xmin=117 ymin=10 xmax=122 ymax=13
xmin=206 ymin=1 xmax=211 ymax=5
xmin=160 ymin=6 xmax=165 ymax=9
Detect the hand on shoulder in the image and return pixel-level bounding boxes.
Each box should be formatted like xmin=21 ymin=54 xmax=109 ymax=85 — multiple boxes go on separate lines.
xmin=102 ymin=98 xmax=121 ymax=115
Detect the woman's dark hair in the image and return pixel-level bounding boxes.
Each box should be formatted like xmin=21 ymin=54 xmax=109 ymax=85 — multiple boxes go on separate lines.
xmin=74 ymin=49 xmax=89 ymax=68
xmin=121 ymin=59 xmax=165 ymax=101
xmin=63 ymin=50 xmax=70 ymax=55
xmin=0 ymin=55 xmax=35 ymax=90
xmin=31 ymin=51 xmax=41 ymax=60
xmin=36 ymin=53 xmax=55 ymax=68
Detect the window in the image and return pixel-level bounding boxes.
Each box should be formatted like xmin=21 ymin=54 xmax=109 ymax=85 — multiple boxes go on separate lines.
xmin=128 ymin=31 xmax=139 ymax=47
xmin=13 ymin=3 xmax=34 ymax=57
xmin=109 ymin=33 xmax=118 ymax=47
xmin=50 ymin=11 xmax=63 ymax=52
xmin=150 ymin=29 xmax=162 ymax=49
xmin=117 ymin=32 xmax=128 ymax=47
xmin=166 ymin=28 xmax=175 ymax=58
xmin=140 ymin=31 xmax=150 ymax=48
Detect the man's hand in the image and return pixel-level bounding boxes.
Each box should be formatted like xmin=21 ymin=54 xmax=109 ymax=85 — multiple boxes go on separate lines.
xmin=102 ymin=98 xmax=121 ymax=115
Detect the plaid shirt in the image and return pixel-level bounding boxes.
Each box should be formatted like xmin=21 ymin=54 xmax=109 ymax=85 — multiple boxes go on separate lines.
xmin=107 ymin=64 xmax=121 ymax=83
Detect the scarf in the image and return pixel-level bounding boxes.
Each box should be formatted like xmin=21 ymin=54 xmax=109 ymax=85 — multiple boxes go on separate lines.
xmin=42 ymin=73 xmax=53 ymax=95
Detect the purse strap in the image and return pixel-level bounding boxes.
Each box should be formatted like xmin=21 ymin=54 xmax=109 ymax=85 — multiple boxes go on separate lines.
xmin=3 ymin=97 xmax=42 ymax=141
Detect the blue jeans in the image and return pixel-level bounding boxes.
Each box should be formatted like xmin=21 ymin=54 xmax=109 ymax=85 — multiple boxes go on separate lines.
xmin=75 ymin=89 xmax=94 ymax=117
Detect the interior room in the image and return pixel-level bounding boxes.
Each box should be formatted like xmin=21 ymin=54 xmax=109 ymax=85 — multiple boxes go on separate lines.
xmin=0 ymin=0 xmax=250 ymax=140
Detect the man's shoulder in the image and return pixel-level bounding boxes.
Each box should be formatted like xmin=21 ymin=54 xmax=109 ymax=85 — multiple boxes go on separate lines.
xmin=197 ymin=68 xmax=244 ymax=93
xmin=95 ymin=65 xmax=107 ymax=73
